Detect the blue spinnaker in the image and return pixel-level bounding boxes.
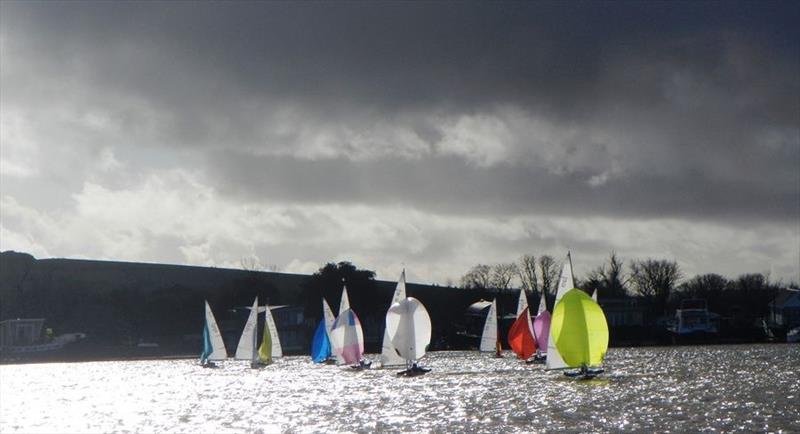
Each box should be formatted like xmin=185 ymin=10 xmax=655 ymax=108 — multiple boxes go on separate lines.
xmin=310 ymin=320 xmax=331 ymax=363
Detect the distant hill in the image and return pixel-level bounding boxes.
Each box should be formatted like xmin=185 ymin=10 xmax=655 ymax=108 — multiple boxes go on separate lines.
xmin=0 ymin=251 xmax=512 ymax=357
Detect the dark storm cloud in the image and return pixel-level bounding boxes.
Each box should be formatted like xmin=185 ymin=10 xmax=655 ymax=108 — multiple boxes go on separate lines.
xmin=6 ymin=1 xmax=798 ymax=112
xmin=2 ymin=1 xmax=798 ymax=223
xmin=207 ymin=153 xmax=797 ymax=224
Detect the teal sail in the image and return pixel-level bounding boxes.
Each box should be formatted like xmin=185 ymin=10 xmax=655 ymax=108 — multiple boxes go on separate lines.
xmin=200 ymin=318 xmax=213 ymax=364
xmin=310 ymin=320 xmax=332 ymax=363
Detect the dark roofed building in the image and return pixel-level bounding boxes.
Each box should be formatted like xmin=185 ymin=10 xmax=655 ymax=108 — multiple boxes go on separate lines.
xmin=769 ymin=288 xmax=800 ymax=329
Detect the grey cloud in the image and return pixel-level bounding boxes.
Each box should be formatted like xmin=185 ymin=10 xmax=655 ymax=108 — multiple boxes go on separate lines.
xmin=1 ymin=1 xmax=798 ymax=281
xmin=205 ymin=152 xmax=797 ymax=224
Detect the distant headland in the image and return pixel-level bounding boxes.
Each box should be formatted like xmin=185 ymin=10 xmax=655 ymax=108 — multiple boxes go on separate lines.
xmin=0 ymin=250 xmax=794 ymax=363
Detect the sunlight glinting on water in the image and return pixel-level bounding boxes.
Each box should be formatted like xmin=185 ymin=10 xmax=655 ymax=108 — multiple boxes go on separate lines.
xmin=1 ymin=345 xmax=799 ymax=433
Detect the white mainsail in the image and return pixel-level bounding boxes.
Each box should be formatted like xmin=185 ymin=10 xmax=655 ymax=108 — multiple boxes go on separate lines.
xmin=333 ymin=287 xmax=351 ymax=364
xmin=592 ymin=288 xmax=598 ymax=301
xmin=536 ymin=290 xmax=547 ymax=316
xmin=235 ymin=297 xmax=259 ymax=361
xmin=546 ymin=252 xmax=575 ymax=370
xmin=264 ymin=305 xmax=283 ymax=358
xmin=516 ymin=288 xmax=529 ymax=317
xmin=516 ymin=288 xmax=534 ymax=337
xmin=386 ymin=297 xmax=431 ymax=362
xmin=479 ymin=299 xmax=498 ymax=352
xmin=204 ymin=301 xmax=227 ymax=361
xmin=380 ymin=270 xmax=408 ymax=366
xmin=339 ymin=286 xmax=351 ymax=315
xmin=322 ymin=298 xmax=336 ymax=340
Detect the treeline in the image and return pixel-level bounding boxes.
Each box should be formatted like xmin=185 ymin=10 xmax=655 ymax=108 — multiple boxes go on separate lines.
xmin=459 ymin=252 xmax=794 ymax=325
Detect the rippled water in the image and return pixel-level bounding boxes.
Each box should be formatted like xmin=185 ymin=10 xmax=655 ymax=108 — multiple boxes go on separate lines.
xmin=1 ymin=345 xmax=798 ymax=433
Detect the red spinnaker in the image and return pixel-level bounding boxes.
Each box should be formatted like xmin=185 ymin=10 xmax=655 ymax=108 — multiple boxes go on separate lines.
xmin=508 ymin=307 xmax=537 ymax=359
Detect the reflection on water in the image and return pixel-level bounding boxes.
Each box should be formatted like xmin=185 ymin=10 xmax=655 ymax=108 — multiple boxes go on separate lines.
xmin=1 ymin=345 xmax=798 ymax=433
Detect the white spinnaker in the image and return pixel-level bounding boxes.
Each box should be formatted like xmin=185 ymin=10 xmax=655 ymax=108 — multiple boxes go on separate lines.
xmin=479 ymin=299 xmax=498 ymax=352
xmin=380 ymin=270 xmax=408 ymax=366
xmin=329 ymin=309 xmax=365 ymax=365
xmin=235 ymin=297 xmax=259 ymax=360
xmin=339 ymin=287 xmax=351 ymax=315
xmin=386 ymin=297 xmax=431 ymax=361
xmin=264 ymin=305 xmax=283 ymax=358
xmin=204 ymin=301 xmax=227 ymax=361
xmin=546 ymin=253 xmax=575 ymax=370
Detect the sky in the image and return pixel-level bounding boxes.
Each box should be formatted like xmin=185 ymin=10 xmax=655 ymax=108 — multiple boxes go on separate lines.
xmin=1 ymin=1 xmax=798 ymax=286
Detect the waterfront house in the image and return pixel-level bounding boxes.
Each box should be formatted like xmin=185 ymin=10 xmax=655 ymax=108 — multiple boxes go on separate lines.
xmin=768 ymin=288 xmax=800 ymax=329
xmin=0 ymin=318 xmax=46 ymax=348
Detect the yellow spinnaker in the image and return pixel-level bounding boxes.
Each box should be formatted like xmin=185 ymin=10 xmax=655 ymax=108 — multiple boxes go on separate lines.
xmin=258 ymin=318 xmax=272 ymax=364
xmin=551 ymin=288 xmax=609 ymax=368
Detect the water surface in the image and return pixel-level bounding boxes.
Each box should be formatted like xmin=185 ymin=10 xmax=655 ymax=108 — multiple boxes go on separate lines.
xmin=1 ymin=345 xmax=798 ymax=432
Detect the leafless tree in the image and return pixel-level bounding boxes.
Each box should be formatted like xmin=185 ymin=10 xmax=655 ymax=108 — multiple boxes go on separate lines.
xmin=241 ymin=256 xmax=261 ymax=272
xmin=491 ymin=263 xmax=518 ymax=290
xmin=516 ymin=254 xmax=538 ymax=294
xmin=461 ymin=264 xmax=493 ymax=289
xmin=538 ymin=255 xmax=558 ymax=296
xmin=583 ymin=251 xmax=629 ymax=297
xmin=241 ymin=256 xmax=280 ymax=272
xmin=630 ymin=258 xmax=682 ymax=314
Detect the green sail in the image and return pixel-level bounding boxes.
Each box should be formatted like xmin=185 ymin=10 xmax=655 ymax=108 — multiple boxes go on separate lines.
xmin=551 ymin=288 xmax=609 ymax=368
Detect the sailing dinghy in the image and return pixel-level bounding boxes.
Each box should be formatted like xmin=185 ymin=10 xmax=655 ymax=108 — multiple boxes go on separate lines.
xmin=386 ymin=297 xmax=432 ymax=376
xmin=546 ymin=252 xmax=575 ymax=372
xmin=200 ymin=300 xmax=227 ymax=368
xmin=311 ymin=299 xmax=336 ymax=364
xmin=508 ymin=290 xmax=537 ymax=361
xmin=234 ymin=297 xmax=262 ymax=368
xmin=550 ymin=288 xmax=609 ymax=379
xmin=479 ymin=298 xmax=502 ymax=357
xmin=330 ymin=307 xmax=370 ymax=369
xmin=255 ymin=304 xmax=283 ymax=366
xmin=379 ymin=270 xmax=409 ymax=368
xmin=546 ymin=253 xmax=609 ymax=378
xmin=531 ymin=290 xmax=551 ymax=363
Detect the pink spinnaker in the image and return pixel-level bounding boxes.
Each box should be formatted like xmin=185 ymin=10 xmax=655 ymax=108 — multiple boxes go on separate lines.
xmin=533 ymin=311 xmax=551 ymax=353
